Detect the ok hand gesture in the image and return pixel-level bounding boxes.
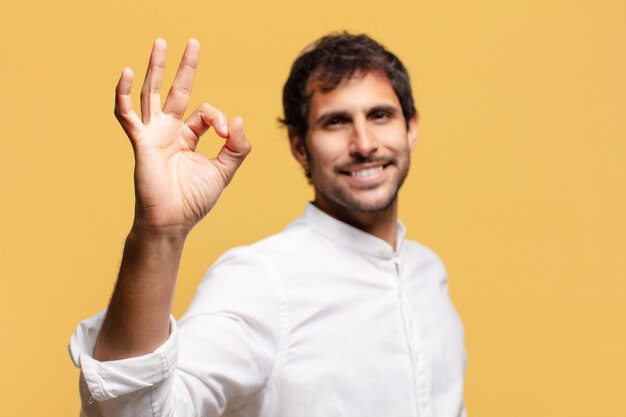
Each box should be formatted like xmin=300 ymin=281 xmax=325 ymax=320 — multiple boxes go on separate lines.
xmin=115 ymin=39 xmax=251 ymax=236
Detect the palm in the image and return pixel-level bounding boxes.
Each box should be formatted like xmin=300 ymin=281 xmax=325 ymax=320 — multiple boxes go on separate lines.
xmin=133 ymin=117 xmax=219 ymax=229
xmin=115 ymin=39 xmax=251 ymax=233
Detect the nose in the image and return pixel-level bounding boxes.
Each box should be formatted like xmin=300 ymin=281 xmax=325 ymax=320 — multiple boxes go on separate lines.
xmin=349 ymin=118 xmax=378 ymax=158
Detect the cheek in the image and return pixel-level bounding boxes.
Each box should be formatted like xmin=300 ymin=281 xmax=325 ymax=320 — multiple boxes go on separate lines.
xmin=307 ymin=138 xmax=345 ymax=165
xmin=375 ymin=125 xmax=411 ymax=150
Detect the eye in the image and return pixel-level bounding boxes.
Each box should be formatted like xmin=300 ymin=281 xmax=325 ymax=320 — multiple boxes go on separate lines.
xmin=325 ymin=116 xmax=347 ymax=127
xmin=371 ymin=111 xmax=390 ymax=122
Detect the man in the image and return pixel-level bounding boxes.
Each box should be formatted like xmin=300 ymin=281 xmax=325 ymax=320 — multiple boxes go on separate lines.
xmin=70 ymin=33 xmax=467 ymax=417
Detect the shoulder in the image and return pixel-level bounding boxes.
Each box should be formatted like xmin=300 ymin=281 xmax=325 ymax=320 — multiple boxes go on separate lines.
xmin=191 ymin=220 xmax=313 ymax=302
xmin=402 ymin=239 xmax=445 ymax=263
xmin=183 ymin=231 xmax=296 ymax=325
xmin=401 ymin=239 xmax=449 ymax=279
xmin=214 ymin=215 xmax=314 ymax=265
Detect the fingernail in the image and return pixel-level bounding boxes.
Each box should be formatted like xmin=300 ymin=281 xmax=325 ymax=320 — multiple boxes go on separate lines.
xmin=222 ymin=124 xmax=229 ymax=135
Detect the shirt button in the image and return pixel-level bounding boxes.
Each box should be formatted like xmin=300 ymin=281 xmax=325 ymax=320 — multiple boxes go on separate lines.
xmin=378 ymin=246 xmax=392 ymax=257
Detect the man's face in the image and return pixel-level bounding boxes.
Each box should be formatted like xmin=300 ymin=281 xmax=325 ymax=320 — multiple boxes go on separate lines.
xmin=290 ymin=71 xmax=418 ymax=219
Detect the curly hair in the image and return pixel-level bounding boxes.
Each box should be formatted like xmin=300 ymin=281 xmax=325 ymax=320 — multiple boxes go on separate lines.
xmin=280 ymin=32 xmax=417 ymax=141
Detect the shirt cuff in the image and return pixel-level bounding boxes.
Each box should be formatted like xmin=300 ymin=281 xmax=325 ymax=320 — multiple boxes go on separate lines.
xmin=68 ymin=310 xmax=178 ymax=401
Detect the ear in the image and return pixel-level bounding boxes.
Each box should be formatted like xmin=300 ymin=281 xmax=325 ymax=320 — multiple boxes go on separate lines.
xmin=289 ymin=132 xmax=309 ymax=166
xmin=407 ymin=116 xmax=418 ymax=150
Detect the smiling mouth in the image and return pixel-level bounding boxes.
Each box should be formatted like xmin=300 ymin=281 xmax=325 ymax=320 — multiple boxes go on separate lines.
xmin=339 ymin=159 xmax=392 ymax=178
xmin=351 ymin=166 xmax=384 ymax=177
xmin=337 ymin=157 xmax=396 ymax=180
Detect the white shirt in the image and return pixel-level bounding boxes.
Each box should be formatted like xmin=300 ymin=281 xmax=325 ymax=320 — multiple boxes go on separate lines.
xmin=70 ymin=204 xmax=467 ymax=417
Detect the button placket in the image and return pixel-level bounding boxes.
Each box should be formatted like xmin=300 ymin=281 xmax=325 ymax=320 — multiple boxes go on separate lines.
xmin=395 ymin=256 xmax=433 ymax=417
xmin=392 ymin=257 xmax=420 ymax=417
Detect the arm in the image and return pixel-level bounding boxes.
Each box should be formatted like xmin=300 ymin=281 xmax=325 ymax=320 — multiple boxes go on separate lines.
xmin=92 ymin=38 xmax=251 ymax=361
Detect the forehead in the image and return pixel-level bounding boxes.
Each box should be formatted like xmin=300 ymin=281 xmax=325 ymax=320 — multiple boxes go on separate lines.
xmin=307 ymin=71 xmax=401 ymax=118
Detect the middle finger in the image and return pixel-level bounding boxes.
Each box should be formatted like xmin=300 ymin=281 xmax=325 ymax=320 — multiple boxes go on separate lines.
xmin=140 ymin=39 xmax=167 ymax=123
xmin=163 ymin=39 xmax=200 ymax=119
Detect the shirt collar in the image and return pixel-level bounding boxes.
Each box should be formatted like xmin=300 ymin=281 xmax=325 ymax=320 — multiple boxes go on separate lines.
xmin=303 ymin=202 xmax=405 ymax=259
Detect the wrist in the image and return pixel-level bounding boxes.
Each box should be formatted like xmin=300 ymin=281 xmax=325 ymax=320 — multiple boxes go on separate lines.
xmin=128 ymin=222 xmax=189 ymax=248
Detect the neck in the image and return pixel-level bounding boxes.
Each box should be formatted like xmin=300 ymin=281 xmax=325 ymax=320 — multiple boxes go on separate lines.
xmin=313 ymin=198 xmax=399 ymax=249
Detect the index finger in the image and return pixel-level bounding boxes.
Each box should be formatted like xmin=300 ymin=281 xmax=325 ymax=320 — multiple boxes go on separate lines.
xmin=115 ymin=67 xmax=143 ymax=139
xmin=162 ymin=39 xmax=200 ymax=119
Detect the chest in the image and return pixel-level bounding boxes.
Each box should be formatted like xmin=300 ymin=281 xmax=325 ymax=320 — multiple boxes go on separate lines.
xmin=260 ymin=249 xmax=465 ymax=416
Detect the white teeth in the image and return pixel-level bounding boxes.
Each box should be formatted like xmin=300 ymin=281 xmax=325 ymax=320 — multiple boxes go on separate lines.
xmin=351 ymin=166 xmax=383 ymax=177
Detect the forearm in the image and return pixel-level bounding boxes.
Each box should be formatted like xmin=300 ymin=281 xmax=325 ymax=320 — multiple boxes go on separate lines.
xmin=93 ymin=226 xmax=186 ymax=361
xmin=90 ymin=37 xmax=249 ymax=363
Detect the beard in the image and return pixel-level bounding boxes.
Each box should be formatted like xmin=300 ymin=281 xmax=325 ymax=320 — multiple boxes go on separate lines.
xmin=308 ymin=153 xmax=410 ymax=214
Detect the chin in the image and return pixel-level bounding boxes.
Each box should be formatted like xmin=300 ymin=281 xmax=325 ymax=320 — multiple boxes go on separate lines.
xmin=352 ymin=197 xmax=397 ymax=213
xmin=324 ymin=189 xmax=399 ymax=214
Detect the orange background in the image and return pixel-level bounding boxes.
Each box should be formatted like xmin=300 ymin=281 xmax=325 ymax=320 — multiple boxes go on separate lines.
xmin=1 ymin=0 xmax=625 ymax=416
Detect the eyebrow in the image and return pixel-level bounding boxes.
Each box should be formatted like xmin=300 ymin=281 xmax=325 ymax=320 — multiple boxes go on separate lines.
xmin=367 ymin=104 xmax=400 ymax=117
xmin=312 ymin=104 xmax=401 ymax=126
xmin=313 ymin=110 xmax=351 ymax=127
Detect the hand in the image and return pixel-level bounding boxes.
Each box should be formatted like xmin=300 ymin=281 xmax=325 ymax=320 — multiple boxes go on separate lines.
xmin=114 ymin=39 xmax=251 ymax=236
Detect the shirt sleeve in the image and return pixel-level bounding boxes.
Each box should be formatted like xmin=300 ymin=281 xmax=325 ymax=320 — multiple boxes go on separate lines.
xmin=68 ymin=310 xmax=179 ymax=416
xmin=68 ymin=246 xmax=286 ymax=417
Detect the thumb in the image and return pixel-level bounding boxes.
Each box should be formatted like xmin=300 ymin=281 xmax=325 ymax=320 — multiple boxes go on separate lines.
xmin=215 ymin=117 xmax=252 ymax=183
